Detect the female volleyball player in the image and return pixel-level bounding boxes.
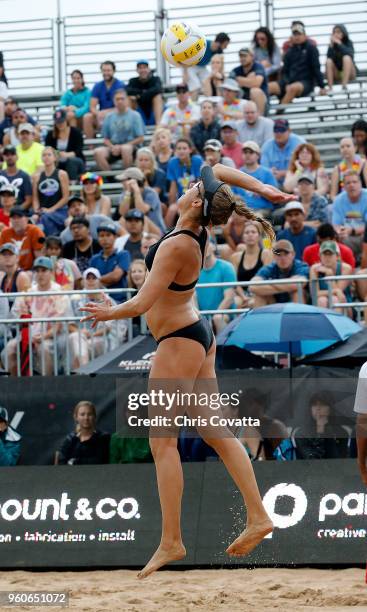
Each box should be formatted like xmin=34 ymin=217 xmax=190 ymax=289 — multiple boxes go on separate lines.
xmin=80 ymin=164 xmax=293 ymax=578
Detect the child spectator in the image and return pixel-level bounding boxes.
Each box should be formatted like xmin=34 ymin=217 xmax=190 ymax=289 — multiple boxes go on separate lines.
xmin=60 ymin=69 xmax=91 ymax=128
xmin=202 ymin=54 xmax=225 ymax=97
xmin=45 ymin=109 xmax=85 ymax=182
xmin=252 ymin=27 xmax=281 ymax=80
xmin=284 ymin=143 xmax=329 ymax=196
xmin=310 ymin=241 xmax=352 ymax=311
xmin=0 ymin=145 xmax=32 ymax=208
xmin=83 ymin=61 xmax=125 ymax=139
xmin=326 ymin=25 xmax=357 ymax=91
xmin=126 ymin=60 xmax=163 ymax=125
xmin=330 ymin=138 xmax=367 ymax=201
xmin=190 ymin=100 xmax=221 ymax=155
xmin=151 ymin=127 xmax=174 ymax=174
xmin=90 ymin=222 xmax=130 ymax=303
xmin=44 ymin=235 xmax=82 ymax=290
xmin=277 ymin=201 xmax=317 ymax=260
xmin=230 ymin=48 xmax=268 ymax=115
xmin=58 ymin=401 xmax=110 ymax=465
xmin=80 ymin=172 xmax=111 ymax=217
xmin=159 ymin=83 xmax=200 ymax=142
xmin=32 ymin=147 xmax=70 ymax=236
xmin=127 ymin=258 xmax=147 ymax=335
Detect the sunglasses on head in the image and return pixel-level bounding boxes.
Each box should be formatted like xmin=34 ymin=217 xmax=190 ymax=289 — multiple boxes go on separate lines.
xmin=273 ymin=248 xmax=291 ymax=256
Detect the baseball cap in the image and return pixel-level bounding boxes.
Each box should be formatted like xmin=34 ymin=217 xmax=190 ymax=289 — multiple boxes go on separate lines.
xmin=283 ymin=201 xmax=305 ymax=214
xmin=297 ymin=172 xmax=315 ymax=185
xmin=18 ymin=122 xmax=35 ymax=133
xmin=0 ymin=243 xmax=18 ymax=255
xmin=125 ymin=209 xmax=145 ymax=221
xmin=83 ymin=267 xmax=101 ymax=280
xmin=242 ymin=140 xmax=260 ymax=154
xmin=203 ymin=139 xmax=222 ymax=152
xmin=0 ymin=184 xmax=17 ymax=196
xmin=9 ymin=206 xmax=27 ymax=217
xmin=0 ymin=406 xmax=8 ymax=423
xmin=97 ymin=222 xmax=117 ymax=235
xmin=53 ymin=108 xmax=67 ymax=124
xmin=320 ymin=241 xmax=338 ymax=255
xmin=137 ymin=59 xmax=149 ymax=66
xmin=116 ymin=167 xmax=145 ymax=182
xmin=221 ymin=120 xmax=238 ymax=131
xmin=239 ymin=47 xmax=253 ymax=55
xmin=33 ymin=256 xmax=53 ymax=271
xmin=292 ymin=23 xmax=305 ymax=34
xmin=220 ymin=78 xmax=240 ymax=92
xmin=274 ymin=118 xmax=290 ymax=133
xmin=176 ymin=83 xmax=189 ymax=93
xmin=67 ymin=195 xmax=84 ymax=207
xmin=272 ymin=239 xmax=294 ymax=254
xmin=70 ymin=216 xmax=89 ymax=228
xmin=2 ymin=145 xmax=17 ymax=155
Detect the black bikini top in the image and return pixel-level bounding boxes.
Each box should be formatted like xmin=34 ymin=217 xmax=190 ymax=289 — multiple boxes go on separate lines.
xmin=145 ymin=228 xmax=208 ymax=291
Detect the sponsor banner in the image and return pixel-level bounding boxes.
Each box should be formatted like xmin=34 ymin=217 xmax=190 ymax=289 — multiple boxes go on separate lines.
xmin=0 ymin=460 xmax=364 ymax=567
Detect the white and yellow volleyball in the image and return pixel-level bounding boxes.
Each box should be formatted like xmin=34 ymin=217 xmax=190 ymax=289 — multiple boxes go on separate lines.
xmin=161 ymin=22 xmax=207 ymax=67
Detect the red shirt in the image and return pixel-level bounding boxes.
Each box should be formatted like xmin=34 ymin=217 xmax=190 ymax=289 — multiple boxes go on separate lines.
xmin=222 ymin=142 xmax=243 ymax=169
xmin=0 ymin=209 xmax=10 ymax=227
xmin=303 ymin=242 xmax=356 ymax=269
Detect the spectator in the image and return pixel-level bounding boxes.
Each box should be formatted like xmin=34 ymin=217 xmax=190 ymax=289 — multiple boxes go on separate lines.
xmin=196 ymin=238 xmax=236 ymax=334
xmin=277 ymin=201 xmax=317 ymax=260
xmin=83 ymin=61 xmax=125 ymax=139
xmin=352 ymin=120 xmax=367 ymax=159
xmin=45 ymin=109 xmax=85 ymax=182
xmin=166 ymin=138 xmax=202 ymax=226
xmin=0 ymin=79 xmax=7 ymax=123
xmin=62 ymin=217 xmax=101 ymax=273
xmin=332 ymin=171 xmax=367 ymax=255
xmin=3 ymin=256 xmax=71 ymax=376
xmin=136 ymin=147 xmax=167 ymax=203
xmin=117 ymin=167 xmax=166 ymax=234
xmin=159 ymin=83 xmax=200 ymax=142
xmin=189 ymin=100 xmax=221 ymax=155
xmin=0 ymin=145 xmax=32 ymax=208
xmin=330 ymin=137 xmax=367 ymax=201
xmin=203 ymin=139 xmax=235 ymax=169
xmin=126 ymin=59 xmax=163 ymax=125
xmin=150 ymin=127 xmax=174 ymax=173
xmin=0 ymin=98 xmax=19 ymax=143
xmin=184 ymin=32 xmax=230 ymax=100
xmin=217 ymin=79 xmax=245 ymax=121
xmin=282 ymin=20 xmax=318 ymax=55
xmin=220 ymin=205 xmax=249 ymax=256
xmin=60 ymin=69 xmax=91 ymax=128
xmin=32 ymin=147 xmax=69 ymax=236
xmin=261 ymin=119 xmax=305 ymax=188
xmin=229 ymin=47 xmax=268 ymax=116
xmin=220 ymin=121 xmax=243 ymax=169
xmin=0 ymin=184 xmax=17 ymax=230
xmin=14 ymin=123 xmax=44 ymax=176
xmin=115 ymin=209 xmax=145 ymax=260
xmin=231 ymin=221 xmax=273 ymax=308
xmin=110 ymin=430 xmax=152 ymax=464
xmin=80 ymin=172 xmax=111 ymax=217
xmin=284 ymin=143 xmax=329 ymax=196
xmin=0 ymin=52 xmax=7 ymax=86
xmin=303 ymin=223 xmax=356 ymax=269
xmin=355 ymin=227 xmax=367 ymax=317
xmin=94 ymin=89 xmax=145 ymax=171
xmin=58 ymin=401 xmax=110 ymax=465
xmin=202 ymin=54 xmax=225 ymax=97
xmin=310 ymin=241 xmax=352 ymax=311
xmin=0 ymin=207 xmax=45 ymax=271
xmin=239 ymin=140 xmax=278 ymax=215
xmin=141 ymin=232 xmax=158 ymax=257
xmin=250 ymin=239 xmax=309 ymax=307
xmin=44 ymin=235 xmax=82 ymax=290
xmin=296 ymin=173 xmax=328 ymax=227
xmin=60 ymin=195 xmax=114 ymax=245
xmin=236 ymin=100 xmax=273 ymax=147
xmin=252 ymin=27 xmax=281 ymax=80
xmin=0 ymin=243 xmax=30 ymax=305
xmin=326 ymin=25 xmax=356 ymax=91
xmin=0 ymin=406 xmax=21 ymax=466
xmin=90 ymin=222 xmax=130 ymax=303
xmin=127 ymin=258 xmax=147 ymax=335
xmin=3 ymin=108 xmax=40 ymax=147
xmin=269 ymin=22 xmax=326 ymax=104
xmin=294 ymin=392 xmax=349 ymax=459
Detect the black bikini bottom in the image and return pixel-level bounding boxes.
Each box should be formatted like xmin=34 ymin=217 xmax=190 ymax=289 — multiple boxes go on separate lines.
xmin=157 ymin=318 xmax=214 ymax=354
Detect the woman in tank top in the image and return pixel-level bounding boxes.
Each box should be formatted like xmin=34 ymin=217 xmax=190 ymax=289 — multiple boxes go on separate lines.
xmin=231 ymin=220 xmax=273 ymax=307
xmin=32 ymin=147 xmax=70 ymax=236
xmin=330 ymin=137 xmax=367 ymax=200
xmin=80 ymin=172 xmax=111 ymax=217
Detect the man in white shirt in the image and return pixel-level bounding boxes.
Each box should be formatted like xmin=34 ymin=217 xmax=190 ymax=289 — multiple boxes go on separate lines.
xmin=353 ymin=362 xmax=367 ymax=485
xmin=159 ymin=83 xmax=200 ymax=142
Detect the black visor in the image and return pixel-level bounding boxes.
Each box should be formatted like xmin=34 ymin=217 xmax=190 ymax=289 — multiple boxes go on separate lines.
xmin=200 ymin=165 xmax=225 ymax=226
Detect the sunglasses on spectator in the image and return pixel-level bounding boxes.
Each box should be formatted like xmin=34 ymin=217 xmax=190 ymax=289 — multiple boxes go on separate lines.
xmin=243 ymin=148 xmax=257 ymax=154
xmin=273 ymin=249 xmax=292 ymax=256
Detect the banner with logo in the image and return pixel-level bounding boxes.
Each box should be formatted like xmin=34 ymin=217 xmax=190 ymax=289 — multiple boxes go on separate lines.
xmin=0 ymin=460 xmax=364 ymax=568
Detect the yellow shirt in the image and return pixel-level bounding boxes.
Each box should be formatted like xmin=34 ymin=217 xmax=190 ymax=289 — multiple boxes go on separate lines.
xmin=15 ymin=142 xmax=44 ymax=175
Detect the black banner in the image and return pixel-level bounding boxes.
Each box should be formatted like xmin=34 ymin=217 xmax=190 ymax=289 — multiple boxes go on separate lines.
xmin=0 ymin=460 xmax=365 ymax=568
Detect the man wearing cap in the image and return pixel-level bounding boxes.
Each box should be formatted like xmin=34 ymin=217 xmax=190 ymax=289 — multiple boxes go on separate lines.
xmin=220 ymin=121 xmax=243 ymax=169
xmin=296 ymin=172 xmax=328 ymax=226
xmin=0 ymin=145 xmax=32 ymax=208
xmin=236 ymin=101 xmax=274 ymax=147
xmin=0 ymin=406 xmax=21 ymax=466
xmin=83 ymin=61 xmax=125 ymax=140
xmin=118 ymin=167 xmax=166 ymax=234
xmin=0 ymin=99 xmax=37 ymax=145
xmin=126 ymin=60 xmax=163 ymax=125
xmin=60 ymin=195 xmax=116 ymax=245
xmin=203 ymin=139 xmax=235 ymax=169
xmin=4 ymin=256 xmax=71 ymax=376
xmin=0 ymin=183 xmax=17 ymax=229
xmin=13 ymin=123 xmax=44 ymax=176
xmin=250 ymin=239 xmax=309 ymax=307
xmin=277 ymin=201 xmax=317 ymax=259
xmin=0 ymin=207 xmax=45 ymax=271
xmin=217 ymin=79 xmax=246 ymax=122
xmin=310 ymin=240 xmax=352 ymax=310
xmin=190 ymin=100 xmax=221 ymax=155
xmin=229 ymin=48 xmax=268 ymax=116
xmin=0 ymin=242 xmax=30 ymax=302
xmin=261 ymin=119 xmax=305 ymax=188
xmin=62 ymin=217 xmax=101 ymax=273
xmin=90 ymin=222 xmax=130 ymax=303
xmin=238 ymin=141 xmax=278 ymax=215
xmin=159 ymin=83 xmax=200 ymax=142
xmin=115 ymin=209 xmax=145 ymax=260
xmin=94 ymin=88 xmax=145 ymax=171
xmin=269 ymin=22 xmax=326 ymax=104
xmin=184 ymin=32 xmax=230 ymax=101
xmin=303 ymin=223 xmax=355 ymax=269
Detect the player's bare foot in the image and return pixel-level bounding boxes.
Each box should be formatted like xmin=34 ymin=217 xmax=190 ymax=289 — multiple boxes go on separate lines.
xmin=137 ymin=542 xmax=186 ymax=579
xmin=226 ymin=519 xmax=274 ymax=557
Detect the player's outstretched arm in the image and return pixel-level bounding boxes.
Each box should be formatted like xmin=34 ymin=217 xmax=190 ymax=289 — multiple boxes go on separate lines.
xmin=212 ymin=163 xmax=294 ymax=205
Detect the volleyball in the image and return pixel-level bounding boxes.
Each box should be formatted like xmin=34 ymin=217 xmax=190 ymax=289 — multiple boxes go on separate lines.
xmin=160 ymin=22 xmax=207 ymax=67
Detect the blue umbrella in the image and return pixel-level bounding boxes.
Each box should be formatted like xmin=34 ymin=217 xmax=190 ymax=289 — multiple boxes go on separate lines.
xmin=216 ymin=303 xmax=362 ymax=357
